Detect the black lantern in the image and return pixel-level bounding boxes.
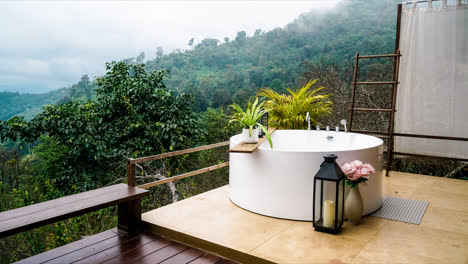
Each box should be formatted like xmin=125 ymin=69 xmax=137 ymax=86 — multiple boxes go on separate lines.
xmin=258 ymin=112 xmax=269 ymax=138
xmin=313 ymin=154 xmax=345 ymax=234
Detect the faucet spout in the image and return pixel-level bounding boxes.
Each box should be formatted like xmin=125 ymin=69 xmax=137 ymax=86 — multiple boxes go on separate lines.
xmin=340 ymin=119 xmax=348 ymax=133
xmin=306 ymin=112 xmax=310 ymax=131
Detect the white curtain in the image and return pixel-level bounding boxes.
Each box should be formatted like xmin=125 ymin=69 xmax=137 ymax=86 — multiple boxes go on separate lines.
xmin=395 ymin=0 xmax=468 ymax=159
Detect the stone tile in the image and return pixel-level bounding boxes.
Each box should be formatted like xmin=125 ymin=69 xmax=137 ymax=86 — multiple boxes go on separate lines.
xmin=143 ymin=185 xmax=295 ymax=253
xmin=426 ymin=177 xmax=468 ymax=195
xmin=142 ymin=172 xmax=468 ymax=263
xmin=384 ymin=182 xmax=417 ymax=199
xmin=143 ymin=186 xmax=235 ymax=231
xmin=340 ymin=216 xmax=388 ymax=243
xmin=386 ymin=171 xmax=438 ymax=188
xmin=358 ymin=221 xmax=468 ymax=264
xmin=181 ymin=201 xmax=295 ymax=253
xmin=420 ymin=205 xmax=468 ymax=235
xmin=351 ymin=247 xmax=442 ymax=264
xmin=410 ymin=187 xmax=468 ymax=212
xmin=250 ymin=222 xmax=366 ymax=264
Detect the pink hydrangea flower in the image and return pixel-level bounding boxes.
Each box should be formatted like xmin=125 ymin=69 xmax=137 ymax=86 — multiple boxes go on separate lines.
xmin=341 ymin=163 xmax=356 ymax=176
xmin=341 ymin=160 xmax=376 ymax=186
xmin=352 ymin=160 xmax=363 ymax=168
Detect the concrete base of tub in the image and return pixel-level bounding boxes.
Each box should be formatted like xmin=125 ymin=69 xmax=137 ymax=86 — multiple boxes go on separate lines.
xmin=229 ymin=130 xmax=384 ymax=221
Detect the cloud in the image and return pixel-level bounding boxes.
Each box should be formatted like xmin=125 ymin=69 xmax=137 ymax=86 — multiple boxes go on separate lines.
xmin=0 ymin=0 xmax=340 ymax=94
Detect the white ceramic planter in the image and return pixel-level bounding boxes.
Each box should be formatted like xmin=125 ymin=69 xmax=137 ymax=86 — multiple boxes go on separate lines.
xmin=229 ymin=130 xmax=384 ymax=221
xmin=241 ymin=128 xmax=259 ymax=143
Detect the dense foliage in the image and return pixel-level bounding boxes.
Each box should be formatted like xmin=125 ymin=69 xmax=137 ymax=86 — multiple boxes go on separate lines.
xmin=260 ymin=79 xmax=332 ymax=129
xmin=1 ymin=62 xmax=203 ymax=193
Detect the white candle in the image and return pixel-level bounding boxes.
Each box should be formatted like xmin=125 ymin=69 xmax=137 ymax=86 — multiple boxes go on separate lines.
xmin=323 ymin=200 xmax=335 ymax=228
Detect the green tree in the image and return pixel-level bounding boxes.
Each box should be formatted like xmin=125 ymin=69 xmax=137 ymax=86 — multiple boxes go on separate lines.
xmin=188 ymin=38 xmax=195 ymax=49
xmin=1 ymin=62 xmax=203 ymax=192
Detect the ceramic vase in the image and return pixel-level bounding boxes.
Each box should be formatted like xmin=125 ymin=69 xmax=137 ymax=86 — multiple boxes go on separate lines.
xmin=241 ymin=128 xmax=259 ymax=143
xmin=345 ymin=185 xmax=363 ymax=225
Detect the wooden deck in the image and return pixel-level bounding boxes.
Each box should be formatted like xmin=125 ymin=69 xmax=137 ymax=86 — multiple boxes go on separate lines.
xmin=15 ymin=228 xmax=237 ymax=264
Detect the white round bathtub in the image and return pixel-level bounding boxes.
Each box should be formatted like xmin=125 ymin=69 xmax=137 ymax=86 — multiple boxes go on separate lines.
xmin=229 ymin=130 xmax=384 ymax=221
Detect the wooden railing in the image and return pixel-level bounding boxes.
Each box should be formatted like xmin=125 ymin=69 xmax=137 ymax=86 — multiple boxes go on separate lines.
xmin=127 ymin=141 xmax=230 ymax=189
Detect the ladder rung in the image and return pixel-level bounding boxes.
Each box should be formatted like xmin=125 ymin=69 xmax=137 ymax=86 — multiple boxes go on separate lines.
xmin=353 ymin=81 xmax=398 ymax=85
xmin=352 ymin=130 xmax=389 ymax=136
xmin=352 ymin=108 xmax=394 ymax=112
xmin=351 ymin=130 xmax=390 ymax=138
xmin=358 ymin=54 xmax=400 ymax=59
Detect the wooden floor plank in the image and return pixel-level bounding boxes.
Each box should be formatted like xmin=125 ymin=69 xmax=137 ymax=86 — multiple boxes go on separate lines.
xmin=159 ymin=248 xmax=205 ymax=264
xmin=14 ymin=230 xmax=236 ymax=264
xmin=14 ymin=229 xmax=120 ymax=264
xmin=101 ymin=238 xmax=172 ymax=264
xmin=43 ymin=232 xmax=135 ymax=264
xmin=72 ymin=233 xmax=156 ymax=264
xmin=187 ymin=254 xmax=222 ymax=264
xmin=135 ymin=242 xmax=188 ymax=264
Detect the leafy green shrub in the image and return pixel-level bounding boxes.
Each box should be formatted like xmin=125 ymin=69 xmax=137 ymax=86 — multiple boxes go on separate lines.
xmin=259 ymin=79 xmax=332 ymax=129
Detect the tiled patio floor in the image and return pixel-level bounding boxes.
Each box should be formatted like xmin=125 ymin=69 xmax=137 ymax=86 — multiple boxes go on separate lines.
xmin=142 ymin=171 xmax=468 ymax=264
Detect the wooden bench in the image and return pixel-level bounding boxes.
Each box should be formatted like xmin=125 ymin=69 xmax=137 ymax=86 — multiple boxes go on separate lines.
xmin=0 ymin=183 xmax=148 ymax=238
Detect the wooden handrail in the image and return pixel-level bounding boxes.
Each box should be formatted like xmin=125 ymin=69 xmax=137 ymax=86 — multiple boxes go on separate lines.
xmin=138 ymin=162 xmax=230 ymax=189
xmin=128 ymin=141 xmax=229 ymax=164
xmin=127 ymin=141 xmax=230 ymax=187
xmin=358 ymin=54 xmax=400 ymax=58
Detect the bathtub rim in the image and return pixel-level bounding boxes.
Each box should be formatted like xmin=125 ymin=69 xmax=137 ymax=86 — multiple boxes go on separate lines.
xmin=230 ymin=130 xmax=384 ymax=153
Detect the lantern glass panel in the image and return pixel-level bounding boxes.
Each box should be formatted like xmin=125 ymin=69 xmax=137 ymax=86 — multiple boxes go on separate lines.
xmin=312 ymin=154 xmax=345 ymax=235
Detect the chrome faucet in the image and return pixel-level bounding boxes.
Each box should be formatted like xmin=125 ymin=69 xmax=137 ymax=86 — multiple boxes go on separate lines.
xmin=306 ymin=112 xmax=310 ymax=131
xmin=340 ymin=119 xmax=348 ymax=133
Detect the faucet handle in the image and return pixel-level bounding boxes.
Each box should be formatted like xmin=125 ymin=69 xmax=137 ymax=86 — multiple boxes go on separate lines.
xmin=326 ymin=126 xmax=330 ymax=131
xmin=336 ymin=126 xmax=339 ymax=132
xmin=316 ymin=125 xmax=320 ymax=130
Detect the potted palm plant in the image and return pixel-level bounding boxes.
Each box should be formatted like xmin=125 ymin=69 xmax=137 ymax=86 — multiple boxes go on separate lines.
xmin=230 ymin=97 xmax=273 ymax=148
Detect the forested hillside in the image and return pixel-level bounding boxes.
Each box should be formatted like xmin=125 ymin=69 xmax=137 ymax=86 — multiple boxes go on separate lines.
xmin=0 ymin=89 xmax=68 ymax=121
xmin=0 ymin=75 xmax=95 ymax=121
xmin=145 ymin=0 xmax=396 ymax=111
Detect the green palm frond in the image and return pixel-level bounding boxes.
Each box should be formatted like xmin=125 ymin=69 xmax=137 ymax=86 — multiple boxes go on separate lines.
xmin=259 ymin=79 xmax=332 ymax=129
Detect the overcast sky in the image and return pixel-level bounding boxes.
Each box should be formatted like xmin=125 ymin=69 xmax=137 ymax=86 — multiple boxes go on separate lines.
xmin=0 ymin=0 xmax=340 ymax=94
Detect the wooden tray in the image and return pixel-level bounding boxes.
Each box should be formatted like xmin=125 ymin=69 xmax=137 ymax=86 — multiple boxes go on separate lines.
xmin=229 ymin=127 xmax=276 ymax=153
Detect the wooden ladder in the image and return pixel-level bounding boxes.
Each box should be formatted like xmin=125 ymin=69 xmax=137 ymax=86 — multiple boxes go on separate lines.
xmin=348 ymin=50 xmax=401 ymax=176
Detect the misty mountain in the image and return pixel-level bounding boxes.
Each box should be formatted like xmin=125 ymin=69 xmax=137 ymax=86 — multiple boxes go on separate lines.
xmin=144 ymin=0 xmax=397 ymax=110
xmin=0 ymin=89 xmax=69 ymax=120
xmin=0 ymin=0 xmax=397 ymax=119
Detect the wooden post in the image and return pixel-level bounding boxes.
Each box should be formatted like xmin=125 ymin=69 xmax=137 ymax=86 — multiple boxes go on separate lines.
xmin=123 ymin=158 xmax=139 ymax=233
xmin=386 ymin=49 xmax=401 ymax=176
xmin=348 ymin=52 xmax=359 ymax=131
xmin=385 ymin=4 xmax=403 ymax=176
xmin=127 ymin=159 xmax=136 ymax=187
xmin=118 ymin=199 xmax=142 ymax=234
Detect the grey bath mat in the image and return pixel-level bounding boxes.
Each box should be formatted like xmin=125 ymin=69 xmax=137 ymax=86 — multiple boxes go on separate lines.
xmin=371 ymin=196 xmax=429 ymax=224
